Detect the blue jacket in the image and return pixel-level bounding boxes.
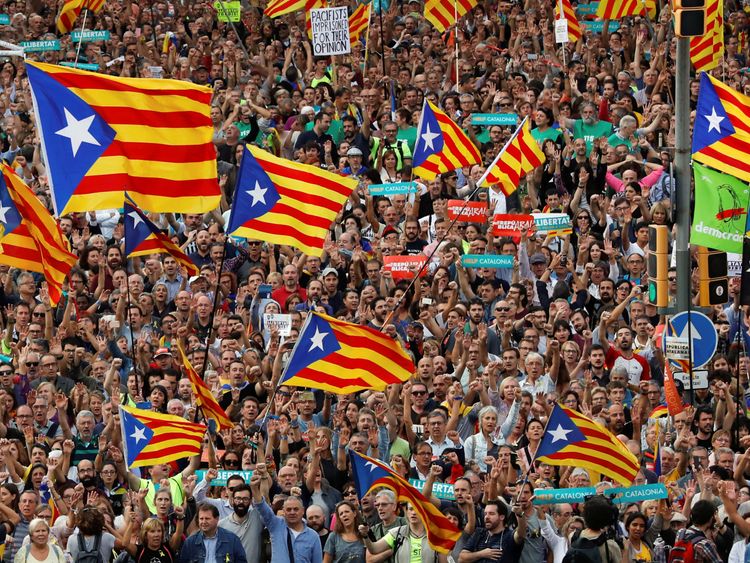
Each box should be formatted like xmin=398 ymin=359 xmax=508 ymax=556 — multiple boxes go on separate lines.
xmin=178 ymin=526 xmax=248 ymax=563
xmin=255 ymin=499 xmax=323 ymax=563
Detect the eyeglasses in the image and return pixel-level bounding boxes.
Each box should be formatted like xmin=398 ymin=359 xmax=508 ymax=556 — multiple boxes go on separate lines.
xmin=344 ymin=490 xmax=357 ymax=495
xmin=495 ymin=307 xmax=510 ymax=312
xmin=411 ymin=390 xmax=427 ymax=396
xmin=25 ymin=362 xmax=39 ymax=367
xmin=0 ymin=371 xmax=12 ymax=376
xmin=224 ymin=459 xmax=240 ymax=466
xmin=668 ymin=277 xmax=677 ymax=282
xmin=32 ymin=312 xmax=45 ymax=318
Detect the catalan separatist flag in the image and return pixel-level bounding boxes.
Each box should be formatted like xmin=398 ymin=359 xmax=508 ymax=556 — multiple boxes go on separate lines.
xmin=648 ymin=404 xmax=669 ymax=419
xmin=305 ymin=0 xmax=326 ymax=38
xmin=412 ymin=100 xmax=481 ymax=181
xmin=178 ymin=344 xmax=233 ymax=430
xmin=349 ymin=3 xmax=371 ymax=45
xmin=692 ymin=73 xmax=750 ymax=183
xmin=119 ymin=404 xmax=206 ymax=468
xmin=596 ymin=0 xmax=643 ymax=19
xmin=424 ymin=0 xmax=477 ymax=32
xmin=478 ymin=116 xmax=545 ymax=196
xmin=26 ymin=61 xmax=219 ymax=216
xmin=691 ymin=0 xmax=723 ymax=72
xmin=0 ymin=165 xmax=77 ymax=306
xmin=124 ymin=198 xmax=199 ymax=276
xmin=537 ymin=404 xmax=640 ymax=486
xmin=350 ymin=450 xmax=460 ymax=553
xmin=57 ymin=0 xmax=104 ymax=34
xmin=227 ymin=146 xmax=356 ymax=257
xmin=554 ymin=0 xmax=581 ymax=43
xmin=264 ymin=0 xmax=305 ymax=17
xmin=279 ymin=312 xmax=414 ymax=393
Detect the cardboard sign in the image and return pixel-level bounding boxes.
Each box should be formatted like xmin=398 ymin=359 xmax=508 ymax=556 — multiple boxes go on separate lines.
xmin=214 ymin=0 xmax=241 ymax=21
xmin=461 ymin=254 xmax=514 ymax=268
xmin=310 ymin=7 xmax=350 ymax=56
xmin=59 ymin=62 xmax=99 ymax=71
xmin=196 ymin=469 xmax=253 ymax=486
xmin=71 ymin=30 xmax=111 ymax=42
xmin=408 ymin=479 xmax=455 ymax=500
xmin=492 ymin=214 xmax=535 ymax=236
xmin=369 ymin=182 xmax=416 ymax=196
xmin=263 ymin=313 xmax=292 ymax=337
xmin=673 ymin=369 xmax=709 ymax=390
xmin=533 ymin=213 xmax=572 ymax=234
xmin=447 ymin=200 xmax=488 ymax=223
xmin=471 ymin=113 xmax=518 ymax=126
xmin=383 ymin=255 xmax=427 ymax=279
xmin=21 ymin=40 xmax=60 ymax=53
xmin=555 ymin=19 xmax=569 ymax=43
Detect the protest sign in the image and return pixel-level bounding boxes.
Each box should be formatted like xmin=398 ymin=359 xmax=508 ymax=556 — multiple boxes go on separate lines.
xmin=196 ymin=469 xmax=254 ymax=486
xmin=471 ymin=113 xmax=518 ymax=126
xmin=263 ymin=314 xmax=292 ymax=337
xmin=214 ymin=0 xmax=241 ymax=21
xmin=492 ymin=214 xmax=535 ymax=236
xmin=533 ymin=213 xmax=572 ymax=235
xmin=534 ymin=483 xmax=668 ymax=505
xmin=409 ymin=479 xmax=455 ymax=500
xmin=71 ymin=30 xmax=110 ymax=42
xmin=447 ymin=200 xmax=488 ymax=223
xmin=384 ymin=255 xmax=427 ymax=279
xmin=60 ymin=62 xmax=99 ymax=71
xmin=21 ymin=40 xmax=60 ymax=53
xmin=310 ymin=7 xmax=350 ymax=55
xmin=461 ymin=254 xmax=514 ymax=268
xmin=0 ymin=15 xmax=9 ymax=24
xmin=369 ymin=182 xmax=416 ymax=196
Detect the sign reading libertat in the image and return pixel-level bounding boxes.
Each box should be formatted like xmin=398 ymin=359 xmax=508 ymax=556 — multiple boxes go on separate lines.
xmin=310 ymin=7 xmax=351 ymax=56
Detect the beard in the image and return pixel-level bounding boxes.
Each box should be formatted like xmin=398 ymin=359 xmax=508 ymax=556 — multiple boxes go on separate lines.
xmin=234 ymin=504 xmax=250 ymax=517
xmin=583 ymin=116 xmax=596 ymax=126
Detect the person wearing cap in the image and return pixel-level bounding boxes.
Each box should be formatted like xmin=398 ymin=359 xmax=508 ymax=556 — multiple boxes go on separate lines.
xmin=153 ymin=348 xmax=173 ymax=372
xmin=341 ymin=146 xmax=366 ymax=177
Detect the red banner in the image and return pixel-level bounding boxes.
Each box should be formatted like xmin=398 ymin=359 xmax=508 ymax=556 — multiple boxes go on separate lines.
xmin=491 ymin=214 xmax=535 ymax=236
xmin=447 ymin=200 xmax=488 ymax=223
xmin=383 ymin=255 xmax=428 ymax=279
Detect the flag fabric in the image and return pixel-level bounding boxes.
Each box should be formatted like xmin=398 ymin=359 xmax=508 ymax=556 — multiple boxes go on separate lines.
xmin=124 ymin=198 xmax=199 ymax=276
xmin=412 ymin=100 xmax=481 ymax=180
xmin=478 ymin=117 xmax=546 ymax=196
xmin=119 ymin=404 xmax=206 ymax=468
xmin=57 ymin=0 xmax=104 ymax=34
xmin=178 ymin=344 xmax=233 ymax=430
xmin=349 ymin=450 xmax=460 ymax=553
xmin=349 ymin=3 xmax=371 ymax=45
xmin=26 ymin=61 xmax=219 ymax=216
xmin=536 ymin=404 xmax=640 ymax=486
xmin=692 ymin=73 xmax=750 ymax=183
xmin=690 ymin=163 xmax=749 ymax=254
xmin=554 ymin=0 xmax=581 ymax=43
xmin=305 ymin=0 xmax=326 ymax=38
xmin=279 ymin=312 xmax=414 ymax=393
xmin=226 ymin=146 xmax=356 ymax=257
xmin=648 ymin=404 xmax=669 ymax=419
xmin=0 ymin=164 xmax=77 ymax=306
xmin=596 ymin=0 xmax=643 ymax=19
xmin=264 ymin=0 xmax=305 ymax=17
xmin=424 ymin=0 xmax=477 ymax=32
xmin=663 ymin=361 xmax=685 ymax=416
xmin=690 ymin=0 xmax=723 ymax=72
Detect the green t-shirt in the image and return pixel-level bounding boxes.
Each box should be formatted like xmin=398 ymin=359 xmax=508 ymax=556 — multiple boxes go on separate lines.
xmin=397 ymin=126 xmax=418 ymax=153
xmin=531 ymin=126 xmax=562 ymax=146
xmin=573 ymin=119 xmax=613 ymax=154
xmin=138 ymin=475 xmax=185 ymax=514
xmin=234 ymin=120 xmax=254 ymax=142
xmin=608 ymin=131 xmax=632 ymax=150
xmin=305 ymin=119 xmax=343 ymax=144
xmin=385 ymin=527 xmax=425 ymax=563
xmin=389 ymin=436 xmax=411 ymax=460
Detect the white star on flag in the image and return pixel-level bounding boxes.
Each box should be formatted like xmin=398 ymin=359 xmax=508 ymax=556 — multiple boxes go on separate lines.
xmin=55 ymin=108 xmax=101 ymax=157
xmin=128 ymin=211 xmax=144 ymax=228
xmin=420 ymin=124 xmax=440 ymax=151
xmin=308 ymin=327 xmax=328 ymax=352
xmin=705 ymin=107 xmax=725 ymax=133
xmin=130 ymin=426 xmax=147 ymax=444
xmin=0 ymin=204 xmax=10 ymax=225
xmin=246 ymin=181 xmax=268 ymax=206
xmin=548 ymin=423 xmax=573 ymax=443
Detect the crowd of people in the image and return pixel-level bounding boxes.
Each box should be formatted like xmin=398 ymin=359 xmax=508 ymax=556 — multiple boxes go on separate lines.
xmin=0 ymin=0 xmax=745 ymax=561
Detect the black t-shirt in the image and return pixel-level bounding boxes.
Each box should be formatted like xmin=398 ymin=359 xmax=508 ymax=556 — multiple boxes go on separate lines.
xmin=462 ymin=526 xmax=522 ymax=563
xmin=135 ymin=544 xmax=176 ymax=563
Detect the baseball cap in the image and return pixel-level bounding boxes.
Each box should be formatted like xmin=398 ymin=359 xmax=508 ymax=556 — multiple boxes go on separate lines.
xmin=301 ymin=105 xmax=315 ymax=116
xmin=153 ymin=347 xmax=171 ymax=359
xmin=383 ymin=225 xmax=399 ymax=237
xmin=347 ymin=147 xmax=363 ymax=157
xmin=188 ymin=275 xmax=206 ymax=285
xmin=322 ymin=267 xmax=339 ymax=278
xmin=530 ymin=253 xmax=547 ymax=265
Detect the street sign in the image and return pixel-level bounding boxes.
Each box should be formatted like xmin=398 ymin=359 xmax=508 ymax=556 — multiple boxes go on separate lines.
xmin=663 ymin=311 xmax=717 ymax=369
xmin=672 ymin=369 xmax=709 ymax=390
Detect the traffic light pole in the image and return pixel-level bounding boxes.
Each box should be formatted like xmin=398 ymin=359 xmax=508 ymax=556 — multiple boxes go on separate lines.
xmin=675 ymin=37 xmax=693 ymax=313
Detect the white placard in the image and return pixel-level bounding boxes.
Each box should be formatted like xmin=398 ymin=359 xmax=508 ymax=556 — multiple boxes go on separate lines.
xmin=555 ymin=19 xmax=569 ymax=43
xmin=263 ymin=314 xmax=292 ymax=336
xmin=728 ymin=252 xmax=742 ymax=277
xmin=664 ymin=337 xmax=690 ymax=361
xmin=672 ymin=370 xmax=709 ymax=390
xmin=310 ymin=7 xmax=351 ymax=56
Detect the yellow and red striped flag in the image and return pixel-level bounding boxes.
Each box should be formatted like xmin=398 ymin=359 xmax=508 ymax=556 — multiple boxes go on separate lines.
xmin=179 ymin=344 xmax=233 ymax=430
xmin=57 ymin=0 xmax=104 ymax=34
xmin=25 ymin=61 xmax=219 ymax=216
xmin=690 ymin=0 xmax=723 ymax=71
xmin=424 ymin=0 xmax=478 ymax=32
xmin=350 ymin=450 xmax=460 ymax=553
xmin=478 ymin=116 xmax=545 ymax=196
xmin=264 ymin=0 xmax=305 ymax=18
xmin=692 ymin=73 xmax=750 ymax=182
xmin=554 ymin=0 xmax=581 ymax=43
xmin=305 ymin=0 xmax=326 ymax=38
xmin=412 ymin=100 xmax=481 ymax=180
xmin=596 ymin=0 xmax=643 ymax=20
xmin=537 ymin=405 xmax=640 ymax=486
xmin=0 ymin=164 xmax=77 ymax=306
xmin=119 ymin=404 xmax=206 ymax=468
xmin=227 ymin=146 xmax=356 ymax=257
xmin=349 ymin=3 xmax=371 ymax=45
xmin=279 ymin=312 xmax=414 ymax=393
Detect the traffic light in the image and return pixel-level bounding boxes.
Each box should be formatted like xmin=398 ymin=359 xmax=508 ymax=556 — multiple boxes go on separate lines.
xmin=647 ymin=225 xmax=669 ymax=307
xmin=673 ymin=0 xmax=707 ymax=37
xmin=697 ymin=246 xmax=728 ymax=306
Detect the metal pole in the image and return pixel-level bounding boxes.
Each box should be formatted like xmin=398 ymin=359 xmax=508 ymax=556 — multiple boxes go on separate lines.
xmin=674 ymin=38 xmax=692 ymax=316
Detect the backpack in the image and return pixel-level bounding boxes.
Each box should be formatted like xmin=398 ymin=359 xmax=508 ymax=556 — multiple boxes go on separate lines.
xmin=562 ymin=530 xmax=610 ymax=563
xmin=75 ymin=533 xmax=103 ymax=563
xmin=668 ymin=530 xmax=705 ymax=563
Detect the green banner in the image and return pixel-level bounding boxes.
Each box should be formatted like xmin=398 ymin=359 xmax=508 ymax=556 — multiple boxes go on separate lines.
xmin=59 ymin=62 xmax=99 ymax=71
xmin=21 ymin=40 xmax=61 ymax=52
xmin=71 ymin=30 xmax=110 ymax=42
xmin=691 ymin=162 xmax=749 ymax=254
xmin=0 ymin=15 xmax=9 ymax=25
xmin=472 ymin=113 xmax=518 ymax=126
xmin=214 ymin=0 xmax=241 ymax=21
